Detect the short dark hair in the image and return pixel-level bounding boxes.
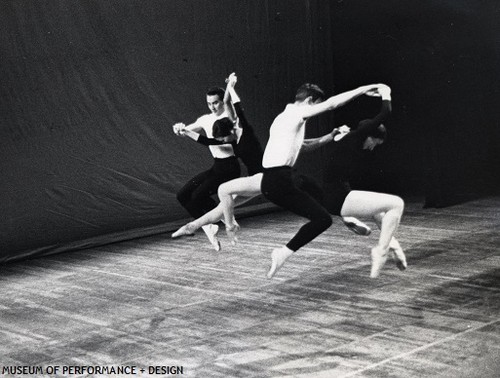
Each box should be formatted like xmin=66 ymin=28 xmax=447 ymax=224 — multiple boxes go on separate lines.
xmin=359 ymin=120 xmax=387 ymax=141
xmin=295 ymin=83 xmax=325 ymax=103
xmin=372 ymin=124 xmax=387 ymax=141
xmin=212 ymin=117 xmax=234 ymax=138
xmin=206 ymin=87 xmax=225 ymax=100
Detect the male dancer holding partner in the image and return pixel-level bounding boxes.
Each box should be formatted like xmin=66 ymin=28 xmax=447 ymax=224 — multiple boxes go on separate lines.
xmin=172 ymin=85 xmax=239 ymax=250
xmin=178 ymin=73 xmax=263 ymax=176
xmin=172 ymin=73 xmax=264 ymax=240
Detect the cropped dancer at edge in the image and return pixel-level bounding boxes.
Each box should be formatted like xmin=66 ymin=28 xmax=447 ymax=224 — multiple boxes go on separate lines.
xmin=323 ymin=84 xmax=406 ymax=278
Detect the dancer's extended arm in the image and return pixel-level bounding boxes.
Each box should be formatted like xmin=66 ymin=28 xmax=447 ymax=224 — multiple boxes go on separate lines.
xmin=300 ymin=84 xmax=383 ymax=120
xmin=301 ymin=128 xmax=340 ymax=152
xmin=180 ymin=128 xmax=231 ymax=146
xmin=224 ymin=73 xmax=238 ymax=122
xmin=349 ymin=85 xmax=392 ymax=141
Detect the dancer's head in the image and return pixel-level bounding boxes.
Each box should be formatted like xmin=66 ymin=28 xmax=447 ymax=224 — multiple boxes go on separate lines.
xmin=295 ymin=83 xmax=325 ymax=104
xmin=212 ymin=117 xmax=236 ymax=143
xmin=361 ymin=123 xmax=387 ymax=151
xmin=206 ymin=87 xmax=225 ymax=116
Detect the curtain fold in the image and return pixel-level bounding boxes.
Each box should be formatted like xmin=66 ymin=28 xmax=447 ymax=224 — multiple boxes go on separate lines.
xmin=0 ymin=0 xmax=335 ymax=262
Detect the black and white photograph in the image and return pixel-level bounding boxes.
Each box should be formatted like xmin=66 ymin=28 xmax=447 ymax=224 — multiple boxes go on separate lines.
xmin=1 ymin=1 xmax=499 ymax=377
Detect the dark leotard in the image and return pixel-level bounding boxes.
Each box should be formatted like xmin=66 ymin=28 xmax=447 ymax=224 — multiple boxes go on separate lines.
xmin=324 ymin=100 xmax=392 ymax=215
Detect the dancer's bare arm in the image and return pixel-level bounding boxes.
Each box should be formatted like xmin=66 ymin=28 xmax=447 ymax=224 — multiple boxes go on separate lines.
xmin=301 ymin=125 xmax=350 ymax=152
xmin=223 ymin=73 xmax=238 ymax=122
xmin=173 ymin=121 xmax=204 ymax=136
xmin=300 ymin=84 xmax=384 ymax=120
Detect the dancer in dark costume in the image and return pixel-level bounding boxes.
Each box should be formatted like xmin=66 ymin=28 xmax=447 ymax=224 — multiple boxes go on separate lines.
xmin=172 ymin=73 xmax=263 ymax=242
xmin=172 ymin=84 xmax=241 ymax=250
xmin=323 ymin=84 xmax=407 ymax=277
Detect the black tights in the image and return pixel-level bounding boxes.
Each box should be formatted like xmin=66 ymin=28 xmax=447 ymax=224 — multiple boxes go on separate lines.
xmin=261 ymin=167 xmax=332 ymax=251
xmin=177 ymin=157 xmax=240 ymax=219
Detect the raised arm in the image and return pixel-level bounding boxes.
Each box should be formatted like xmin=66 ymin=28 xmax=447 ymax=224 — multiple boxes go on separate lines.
xmin=225 ymin=73 xmax=254 ymax=134
xmin=223 ymin=73 xmax=238 ymax=122
xmin=349 ymin=85 xmax=392 ymax=140
xmin=368 ymin=84 xmax=392 ymax=125
xmin=300 ymin=84 xmax=384 ymax=120
xmin=226 ymin=74 xmax=240 ymax=105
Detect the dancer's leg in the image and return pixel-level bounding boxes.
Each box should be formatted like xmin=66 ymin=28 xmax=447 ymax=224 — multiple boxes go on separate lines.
xmin=341 ymin=190 xmax=404 ymax=278
xmin=172 ymin=204 xmax=225 ymax=238
xmin=173 ymin=175 xmax=261 ymax=244
xmin=190 ymin=205 xmax=224 ymax=232
xmin=262 ymin=170 xmax=332 ymax=278
xmin=373 ymin=212 xmax=407 ymax=271
xmin=176 ymin=169 xmax=213 ymax=218
xmin=266 ymin=190 xmax=332 ymax=278
xmin=218 ymin=173 xmax=263 ymax=242
xmin=177 ymin=172 xmax=223 ymax=250
xmin=183 ymin=158 xmax=239 ymax=249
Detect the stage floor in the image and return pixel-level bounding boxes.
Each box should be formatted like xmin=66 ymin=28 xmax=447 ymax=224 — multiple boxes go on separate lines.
xmin=1 ymin=196 xmax=499 ymax=377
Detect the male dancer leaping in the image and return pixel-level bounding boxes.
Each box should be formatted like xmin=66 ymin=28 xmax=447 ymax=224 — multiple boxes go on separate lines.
xmin=259 ymin=83 xmax=382 ymax=278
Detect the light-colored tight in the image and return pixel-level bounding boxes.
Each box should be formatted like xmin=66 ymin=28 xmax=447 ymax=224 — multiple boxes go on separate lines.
xmin=340 ymin=190 xmax=404 ymax=251
xmin=187 ymin=182 xmax=404 ymax=253
xmin=186 ymin=173 xmax=263 ymax=231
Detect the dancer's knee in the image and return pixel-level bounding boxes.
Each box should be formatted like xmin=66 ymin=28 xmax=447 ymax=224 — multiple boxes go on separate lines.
xmin=217 ymin=183 xmax=230 ymax=198
xmin=393 ymin=196 xmax=405 ymax=215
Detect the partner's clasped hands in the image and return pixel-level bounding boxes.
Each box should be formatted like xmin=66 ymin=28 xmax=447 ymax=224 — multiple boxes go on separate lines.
xmin=173 ymin=122 xmax=186 ymax=136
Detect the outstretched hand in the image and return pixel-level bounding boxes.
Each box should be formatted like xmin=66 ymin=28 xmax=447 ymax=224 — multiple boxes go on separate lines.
xmin=364 ymin=84 xmax=391 ymax=98
xmin=173 ymin=122 xmax=186 ymax=136
xmin=377 ymin=84 xmax=391 ymax=98
xmin=225 ymin=72 xmax=237 ymax=87
xmin=334 ymin=125 xmax=350 ymax=141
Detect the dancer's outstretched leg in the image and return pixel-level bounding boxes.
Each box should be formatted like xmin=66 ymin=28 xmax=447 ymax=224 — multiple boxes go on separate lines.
xmin=341 ymin=190 xmax=405 ymax=278
xmin=171 ymin=201 xmax=222 ymax=250
xmin=263 ymin=176 xmax=332 ymax=279
xmin=173 ymin=174 xmax=261 ymax=248
xmin=373 ymin=212 xmax=407 ymax=271
xmin=218 ymin=173 xmax=263 ymax=244
xmin=172 ymin=204 xmax=225 ymax=239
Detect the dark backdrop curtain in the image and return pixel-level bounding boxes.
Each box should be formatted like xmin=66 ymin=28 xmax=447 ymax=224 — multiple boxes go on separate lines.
xmin=328 ymin=0 xmax=500 ymax=204
xmin=0 ymin=0 xmax=335 ymax=262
